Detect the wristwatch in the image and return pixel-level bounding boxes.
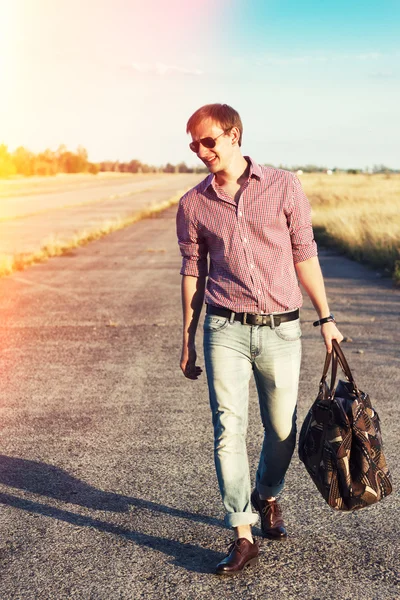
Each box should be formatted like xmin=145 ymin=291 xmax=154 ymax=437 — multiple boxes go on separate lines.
xmin=313 ymin=314 xmax=336 ymax=327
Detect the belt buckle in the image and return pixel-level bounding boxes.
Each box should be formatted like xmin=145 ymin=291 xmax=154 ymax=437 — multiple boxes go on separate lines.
xmin=259 ymin=313 xmax=273 ymax=327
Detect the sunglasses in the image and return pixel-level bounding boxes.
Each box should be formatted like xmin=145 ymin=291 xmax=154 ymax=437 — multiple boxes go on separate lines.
xmin=189 ymin=130 xmax=229 ymax=153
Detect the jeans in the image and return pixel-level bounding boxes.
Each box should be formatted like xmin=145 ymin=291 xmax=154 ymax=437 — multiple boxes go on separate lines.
xmin=203 ymin=313 xmax=302 ymax=528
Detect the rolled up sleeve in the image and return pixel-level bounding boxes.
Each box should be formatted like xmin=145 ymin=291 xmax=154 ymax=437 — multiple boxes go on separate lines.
xmin=176 ymin=196 xmax=208 ymax=277
xmin=286 ymin=174 xmax=318 ymax=264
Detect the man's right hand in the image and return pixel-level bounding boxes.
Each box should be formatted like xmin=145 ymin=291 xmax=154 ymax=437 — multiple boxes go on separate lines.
xmin=180 ymin=344 xmax=203 ymax=380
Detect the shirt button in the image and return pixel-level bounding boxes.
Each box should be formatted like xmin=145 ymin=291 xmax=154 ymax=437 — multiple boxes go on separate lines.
xmin=238 ymin=211 xmax=242 ymax=217
xmin=258 ymin=289 xmax=261 ymax=294
xmin=250 ymin=264 xmax=254 ymax=269
xmin=243 ymin=238 xmax=247 ymax=243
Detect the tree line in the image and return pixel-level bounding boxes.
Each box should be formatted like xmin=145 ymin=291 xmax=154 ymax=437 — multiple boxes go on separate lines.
xmin=0 ymin=144 xmax=100 ymax=177
xmin=0 ymin=144 xmax=207 ymax=178
xmin=0 ymin=144 xmax=397 ymax=178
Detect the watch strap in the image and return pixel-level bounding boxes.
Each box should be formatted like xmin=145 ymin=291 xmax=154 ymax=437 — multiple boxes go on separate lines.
xmin=313 ymin=314 xmax=336 ymax=327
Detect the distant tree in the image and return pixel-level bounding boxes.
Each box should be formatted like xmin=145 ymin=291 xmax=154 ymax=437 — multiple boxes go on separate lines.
xmin=12 ymin=146 xmax=35 ymax=176
xmin=127 ymin=159 xmax=142 ymax=173
xmin=55 ymin=145 xmax=90 ymax=173
xmin=177 ymin=162 xmax=193 ymax=173
xmin=0 ymin=144 xmax=17 ymax=177
xmin=99 ymin=161 xmax=114 ymax=171
xmin=118 ymin=162 xmax=129 ymax=173
xmin=163 ymin=163 xmax=175 ymax=173
xmin=88 ymin=163 xmax=100 ymax=174
xmin=76 ymin=145 xmax=89 ymax=170
xmin=302 ymin=164 xmax=326 ymax=173
xmin=36 ymin=148 xmax=58 ymax=175
xmin=372 ymin=164 xmax=393 ymax=174
xmin=60 ymin=151 xmax=78 ymax=173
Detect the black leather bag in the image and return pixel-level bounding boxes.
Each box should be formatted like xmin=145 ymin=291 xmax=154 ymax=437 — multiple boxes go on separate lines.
xmin=299 ymin=340 xmax=393 ymax=510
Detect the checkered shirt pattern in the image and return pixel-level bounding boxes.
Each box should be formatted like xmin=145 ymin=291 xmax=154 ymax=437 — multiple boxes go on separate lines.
xmin=176 ymin=156 xmax=318 ymax=314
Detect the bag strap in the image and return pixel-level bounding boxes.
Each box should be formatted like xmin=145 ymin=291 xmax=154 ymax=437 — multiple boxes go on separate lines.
xmin=321 ymin=350 xmax=338 ymax=393
xmin=331 ymin=349 xmax=339 ymax=391
xmin=332 ymin=340 xmax=356 ymax=385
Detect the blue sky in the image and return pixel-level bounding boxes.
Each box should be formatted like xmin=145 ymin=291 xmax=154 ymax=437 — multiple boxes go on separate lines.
xmin=1 ymin=0 xmax=399 ymax=168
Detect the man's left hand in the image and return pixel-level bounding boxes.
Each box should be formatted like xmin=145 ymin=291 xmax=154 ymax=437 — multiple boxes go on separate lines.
xmin=320 ymin=321 xmax=344 ymax=353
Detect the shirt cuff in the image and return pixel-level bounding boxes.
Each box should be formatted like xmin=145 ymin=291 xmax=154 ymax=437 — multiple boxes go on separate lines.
xmin=180 ymin=258 xmax=208 ymax=277
xmin=292 ymin=241 xmax=318 ymax=264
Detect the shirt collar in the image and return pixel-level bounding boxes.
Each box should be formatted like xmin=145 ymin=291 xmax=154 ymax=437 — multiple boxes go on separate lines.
xmin=200 ymin=156 xmax=262 ymax=195
xmin=246 ymin=156 xmax=262 ymax=180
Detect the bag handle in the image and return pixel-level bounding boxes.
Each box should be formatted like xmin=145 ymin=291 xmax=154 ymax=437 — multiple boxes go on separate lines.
xmin=332 ymin=340 xmax=356 ymax=385
xmin=320 ymin=340 xmax=358 ymax=397
xmin=320 ymin=350 xmax=336 ymax=394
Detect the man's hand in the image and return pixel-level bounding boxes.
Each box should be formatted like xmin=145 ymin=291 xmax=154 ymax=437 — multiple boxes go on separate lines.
xmin=320 ymin=321 xmax=344 ymax=353
xmin=180 ymin=344 xmax=203 ymax=380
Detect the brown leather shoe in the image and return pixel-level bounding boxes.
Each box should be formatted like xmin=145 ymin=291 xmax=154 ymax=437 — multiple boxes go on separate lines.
xmin=251 ymin=489 xmax=287 ymax=540
xmin=215 ymin=538 xmax=259 ymax=576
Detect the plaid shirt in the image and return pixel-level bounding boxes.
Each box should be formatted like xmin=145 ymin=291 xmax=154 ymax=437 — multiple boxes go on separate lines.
xmin=176 ymin=157 xmax=318 ymax=314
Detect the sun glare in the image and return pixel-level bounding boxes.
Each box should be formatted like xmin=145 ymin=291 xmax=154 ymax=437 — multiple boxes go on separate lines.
xmin=0 ymin=3 xmax=21 ymax=143
xmin=0 ymin=2 xmax=16 ymax=59
xmin=0 ymin=3 xmax=17 ymax=100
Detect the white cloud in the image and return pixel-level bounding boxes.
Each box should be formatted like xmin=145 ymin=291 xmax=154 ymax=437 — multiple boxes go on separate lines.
xmin=129 ymin=62 xmax=203 ymax=76
xmin=155 ymin=62 xmax=203 ymax=76
xmin=130 ymin=62 xmax=151 ymax=73
xmin=355 ymin=52 xmax=383 ymax=61
xmin=370 ymin=70 xmax=394 ymax=78
xmin=255 ymin=55 xmax=321 ymax=66
xmin=248 ymin=52 xmax=389 ymax=67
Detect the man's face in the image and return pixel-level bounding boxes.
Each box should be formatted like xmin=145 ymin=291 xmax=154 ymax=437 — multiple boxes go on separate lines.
xmin=190 ymin=118 xmax=234 ymax=174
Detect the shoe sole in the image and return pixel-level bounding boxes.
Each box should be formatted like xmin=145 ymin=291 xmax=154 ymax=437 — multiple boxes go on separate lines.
xmin=261 ymin=531 xmax=288 ymax=541
xmin=251 ymin=493 xmax=288 ymax=541
xmin=216 ymin=556 xmax=259 ymax=576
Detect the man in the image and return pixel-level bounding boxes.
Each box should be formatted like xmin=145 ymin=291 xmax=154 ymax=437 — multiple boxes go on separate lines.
xmin=176 ymin=103 xmax=343 ymax=575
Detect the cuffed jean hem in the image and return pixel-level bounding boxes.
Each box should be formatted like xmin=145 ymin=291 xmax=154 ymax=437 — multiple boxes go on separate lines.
xmin=257 ymin=479 xmax=285 ymax=498
xmin=224 ymin=511 xmax=259 ymax=528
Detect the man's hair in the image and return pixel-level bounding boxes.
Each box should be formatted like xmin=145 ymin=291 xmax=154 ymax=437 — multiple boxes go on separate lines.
xmin=186 ymin=103 xmax=243 ymax=146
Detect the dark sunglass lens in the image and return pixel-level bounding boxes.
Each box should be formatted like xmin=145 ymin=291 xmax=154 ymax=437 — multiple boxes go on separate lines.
xmin=189 ymin=141 xmax=200 ymax=152
xmin=202 ymin=137 xmax=216 ymax=149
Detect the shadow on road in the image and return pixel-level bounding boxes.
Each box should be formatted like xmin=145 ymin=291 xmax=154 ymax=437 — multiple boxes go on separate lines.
xmin=0 ymin=455 xmax=224 ymax=525
xmin=0 ymin=455 xmax=129 ymax=511
xmin=0 ymin=491 xmax=222 ymax=573
xmin=0 ymin=455 xmax=225 ymax=573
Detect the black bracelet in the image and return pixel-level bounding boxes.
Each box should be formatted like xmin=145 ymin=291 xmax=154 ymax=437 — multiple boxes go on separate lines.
xmin=313 ymin=314 xmax=336 ymax=327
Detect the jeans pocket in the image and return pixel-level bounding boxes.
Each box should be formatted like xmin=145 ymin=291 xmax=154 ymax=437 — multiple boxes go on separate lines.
xmin=274 ymin=319 xmax=302 ymax=341
xmin=204 ymin=315 xmax=230 ymax=333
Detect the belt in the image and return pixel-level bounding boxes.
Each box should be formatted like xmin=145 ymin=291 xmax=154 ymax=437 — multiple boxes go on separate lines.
xmin=206 ymin=305 xmax=299 ymax=327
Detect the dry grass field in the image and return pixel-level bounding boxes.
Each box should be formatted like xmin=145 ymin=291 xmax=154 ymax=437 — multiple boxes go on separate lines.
xmin=0 ymin=172 xmax=399 ymax=284
xmin=299 ymin=173 xmax=400 ymax=284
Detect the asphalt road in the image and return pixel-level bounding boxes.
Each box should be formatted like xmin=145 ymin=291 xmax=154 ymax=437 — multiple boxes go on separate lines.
xmin=0 ymin=173 xmax=201 ymax=257
xmin=0 ymin=204 xmax=399 ymax=599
